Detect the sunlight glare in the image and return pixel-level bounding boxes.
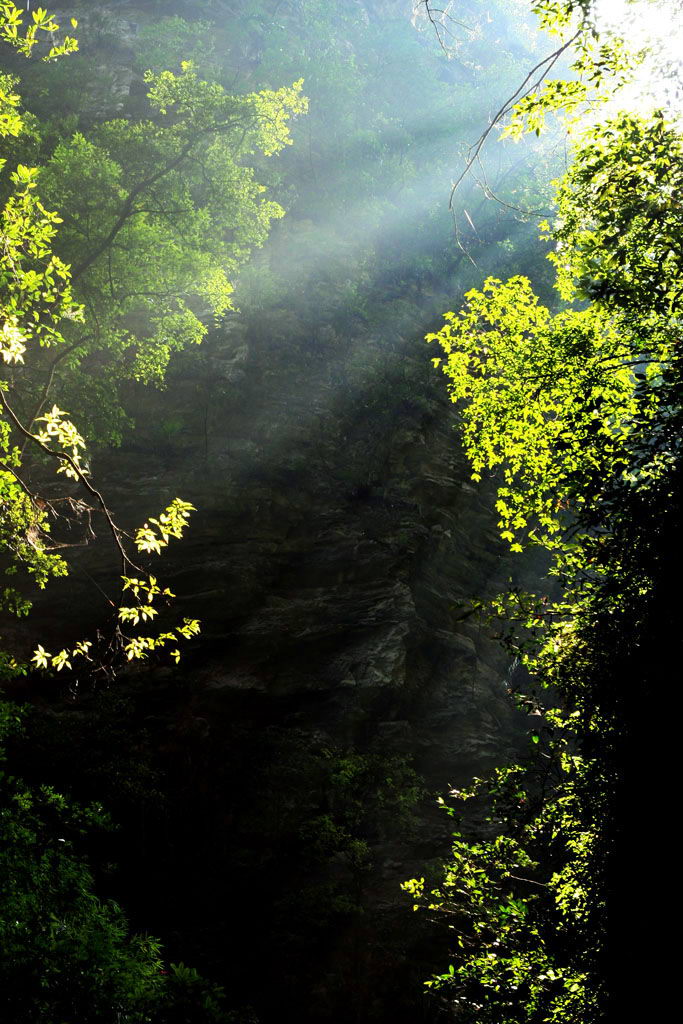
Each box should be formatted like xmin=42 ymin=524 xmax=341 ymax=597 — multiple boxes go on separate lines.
xmin=594 ymin=0 xmax=683 ymax=115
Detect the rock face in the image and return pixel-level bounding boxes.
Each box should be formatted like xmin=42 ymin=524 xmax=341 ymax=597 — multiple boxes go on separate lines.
xmin=171 ymin=313 xmax=523 ymax=769
xmin=62 ymin=286 xmax=528 ymax=775
xmin=29 ymin=286 xmax=533 ymax=1022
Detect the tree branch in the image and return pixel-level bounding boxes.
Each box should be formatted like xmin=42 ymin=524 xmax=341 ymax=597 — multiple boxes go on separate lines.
xmin=1 ymin=388 xmax=141 ymax=575
xmin=70 ymin=115 xmax=251 ymax=284
xmin=449 ymin=33 xmax=580 ymax=208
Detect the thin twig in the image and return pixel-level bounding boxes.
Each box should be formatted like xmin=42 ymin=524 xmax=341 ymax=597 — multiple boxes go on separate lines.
xmin=449 ymin=32 xmax=581 ymax=209
xmin=1 ymin=389 xmax=141 ymax=575
xmin=506 ymin=873 xmax=549 ymax=889
xmin=20 ymin=341 xmax=81 ymax=456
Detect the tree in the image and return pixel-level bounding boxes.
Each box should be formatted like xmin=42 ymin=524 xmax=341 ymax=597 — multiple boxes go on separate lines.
xmin=27 ymin=64 xmax=306 ymax=442
xmin=0 ymin=7 xmax=260 ymax=1019
xmin=0 ymin=4 xmax=306 ymax=678
xmin=405 ymin=2 xmax=682 ymax=1019
xmin=0 ymin=698 xmax=254 ymax=1023
xmin=0 ymin=64 xmax=198 ymax=675
xmin=0 ymin=3 xmax=82 ymax=676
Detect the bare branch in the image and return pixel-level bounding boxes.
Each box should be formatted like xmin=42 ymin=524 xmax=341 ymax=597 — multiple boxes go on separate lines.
xmin=449 ymin=33 xmax=580 ymax=208
xmin=413 ymin=1 xmax=475 ymax=56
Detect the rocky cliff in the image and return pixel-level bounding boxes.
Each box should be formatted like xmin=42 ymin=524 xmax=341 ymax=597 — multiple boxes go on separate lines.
xmin=24 ymin=280 xmax=537 ymax=1022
